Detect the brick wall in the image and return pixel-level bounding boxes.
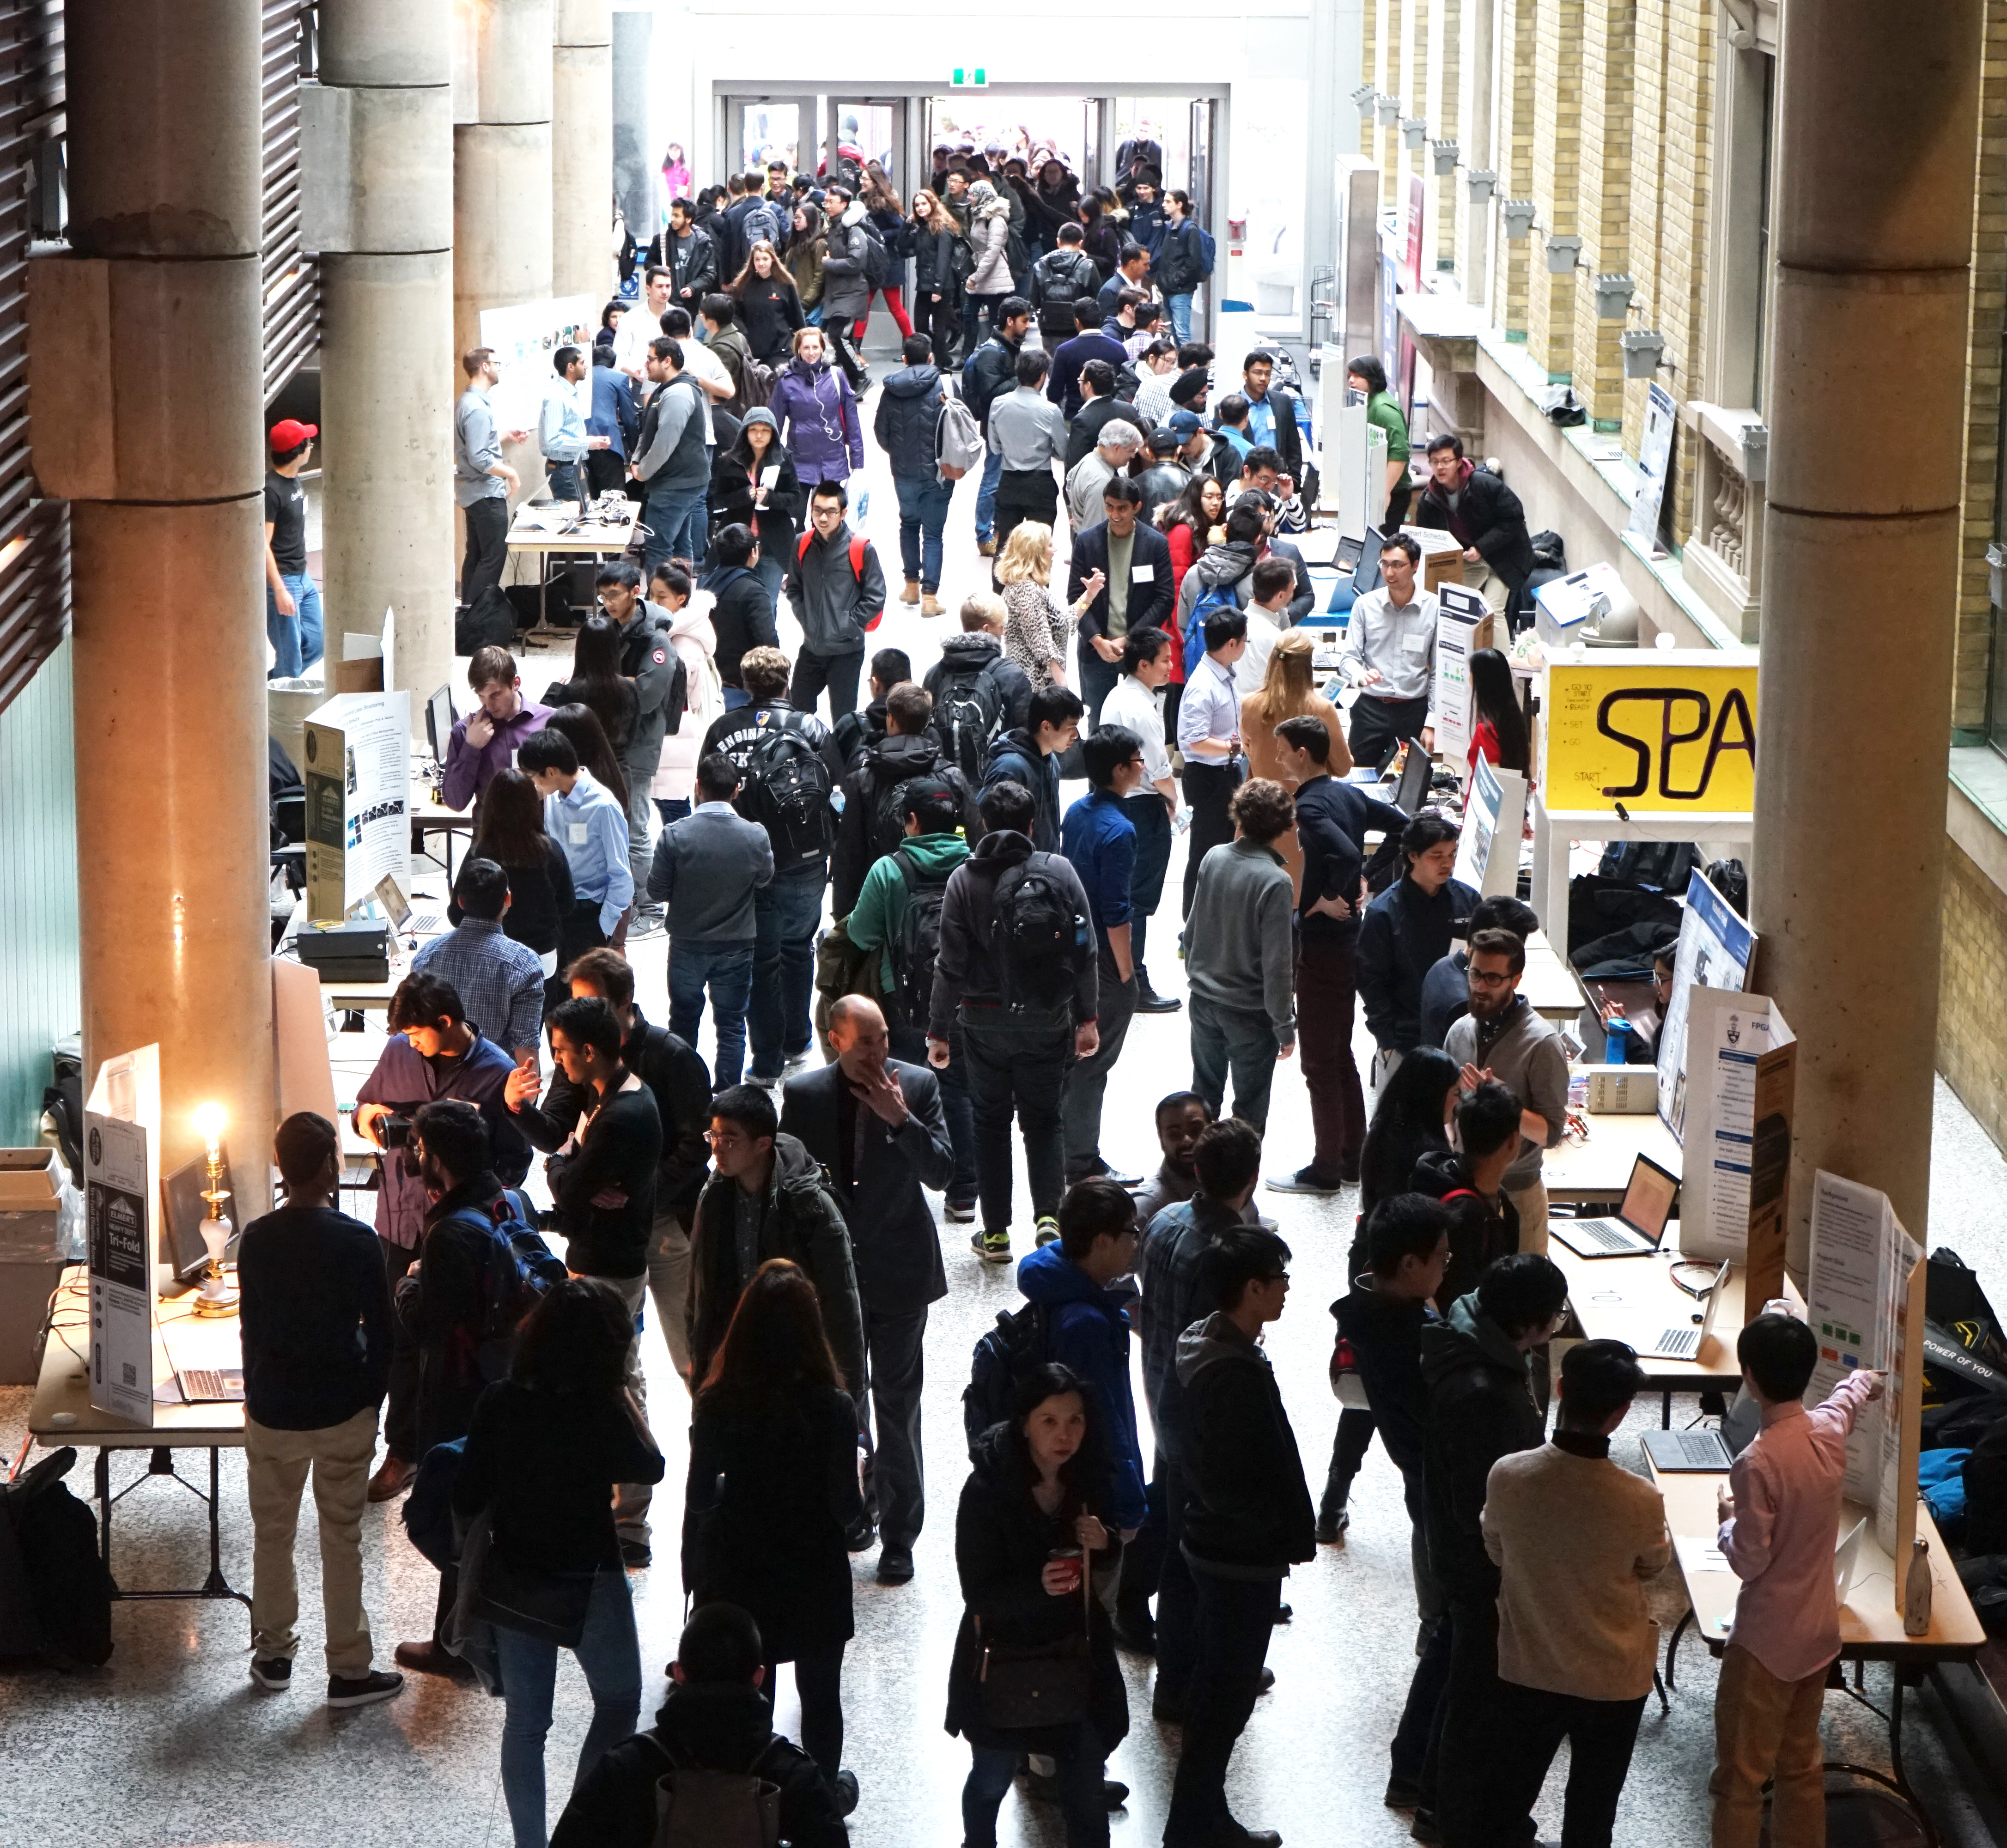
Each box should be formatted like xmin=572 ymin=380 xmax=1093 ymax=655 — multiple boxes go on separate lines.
xmin=1362 ymin=0 xmax=1379 ymax=157
xmin=1379 ymin=0 xmax=1404 ymax=205
xmin=1571 ymin=0 xmax=1636 ymax=427
xmin=1498 ymin=0 xmax=1539 ymax=338
xmin=1431 ymin=0 xmax=1462 ymax=270
xmin=1528 ymin=0 xmax=1584 ymax=378
xmin=1940 ymin=836 xmax=2007 ymax=1147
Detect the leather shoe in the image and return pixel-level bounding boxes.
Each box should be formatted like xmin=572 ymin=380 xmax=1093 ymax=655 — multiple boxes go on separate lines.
xmin=1315 ymin=1504 xmax=1350 ymax=1544
xmin=1212 ymin=1831 xmax=1282 ymax=1848
xmin=1273 ymin=1603 xmax=1292 ymax=1624
xmin=876 ymin=1545 xmax=915 ymax=1584
xmin=1091 ymin=1161 xmax=1143 ymax=1188
xmin=393 ymin=1639 xmax=474 ymax=1682
xmin=366 ymin=1456 xmax=414 ymax=1503
xmin=1135 ymin=988 xmax=1182 ymax=1014
xmin=844 ymin=1514 xmax=877 ymax=1552
xmin=1110 ymin=1609 xmax=1156 ymax=1655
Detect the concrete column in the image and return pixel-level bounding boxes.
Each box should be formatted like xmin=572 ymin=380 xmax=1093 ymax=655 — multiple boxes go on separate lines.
xmin=42 ymin=0 xmax=273 ymax=1208
xmin=311 ymin=0 xmax=455 ymax=708
xmin=553 ymin=0 xmax=612 ymax=300
xmin=1751 ymin=0 xmax=1983 ymax=1263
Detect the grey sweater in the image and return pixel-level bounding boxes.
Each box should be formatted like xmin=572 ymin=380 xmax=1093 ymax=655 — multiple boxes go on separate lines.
xmin=647 ymin=800 xmax=775 ymax=942
xmin=1185 ymin=836 xmax=1297 ymax=1041
xmin=1443 ymin=998 xmax=1569 ymax=1189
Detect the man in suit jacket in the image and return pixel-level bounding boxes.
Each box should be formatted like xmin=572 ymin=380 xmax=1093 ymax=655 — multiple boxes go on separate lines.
xmin=1067 ymin=477 xmax=1174 ymax=725
xmin=779 ymin=995 xmax=955 ymax=1586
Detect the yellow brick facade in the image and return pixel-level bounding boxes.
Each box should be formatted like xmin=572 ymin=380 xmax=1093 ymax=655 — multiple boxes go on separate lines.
xmin=1939 ymin=838 xmax=2007 ymax=1148
xmin=1497 ymin=0 xmax=1538 ymax=338
xmin=1527 ymin=0 xmax=1583 ymax=378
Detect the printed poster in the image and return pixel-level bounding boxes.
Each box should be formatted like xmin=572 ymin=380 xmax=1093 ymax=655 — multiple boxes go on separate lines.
xmin=86 ymin=1111 xmax=154 ymax=1425
xmin=1626 ymin=381 xmax=1677 ymax=546
xmin=478 ymin=294 xmax=598 ymax=433
xmin=1451 ymin=755 xmax=1527 ymax=899
xmin=1657 ymin=869 xmax=1757 ymax=1140
xmin=1432 ymin=583 xmax=1488 ymax=770
xmin=304 ymin=691 xmax=412 ymax=921
xmin=1678 ymin=987 xmax=1793 ymax=1286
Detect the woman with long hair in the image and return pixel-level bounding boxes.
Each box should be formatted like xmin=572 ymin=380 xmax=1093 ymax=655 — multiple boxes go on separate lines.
xmin=544 ymin=702 xmax=630 ymax=813
xmin=1077 ymin=194 xmax=1121 ymax=280
xmin=855 ymin=161 xmax=916 ymax=342
xmin=1240 ymin=629 xmax=1353 ymax=894
xmin=542 ymin=615 xmax=639 ymax=760
xmin=1157 ymin=473 xmax=1228 ymax=745
xmin=1466 ymin=646 xmax=1532 ymax=778
xmin=659 ymin=141 xmax=691 ymax=207
xmin=454 ymin=1277 xmax=665 ymax=1848
xmin=995 ymin=522 xmax=1082 ymax=690
xmin=728 ymin=239 xmax=806 ymax=365
xmin=948 ymin=1361 xmax=1127 ymax=1848
xmin=684 ymin=1259 xmax=863 ymax=1816
xmin=456 ymin=766 xmax=574 ymax=973
xmin=785 ymin=201 xmax=827 ymax=322
xmin=908 ymin=187 xmax=961 ymax=367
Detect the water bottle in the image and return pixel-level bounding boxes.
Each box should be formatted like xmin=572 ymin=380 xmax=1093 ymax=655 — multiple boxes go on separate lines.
xmin=1904 ymin=1537 xmax=1933 ymax=1636
xmin=1604 ymin=1016 xmax=1635 ymax=1062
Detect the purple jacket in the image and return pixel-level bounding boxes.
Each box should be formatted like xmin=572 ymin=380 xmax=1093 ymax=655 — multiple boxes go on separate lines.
xmin=768 ymin=358 xmax=863 ymax=485
xmin=441 ymin=699 xmax=551 ymax=811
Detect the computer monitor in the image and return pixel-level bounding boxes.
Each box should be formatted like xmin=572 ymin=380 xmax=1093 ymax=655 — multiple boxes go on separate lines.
xmin=1351 ymin=526 xmax=1388 ymax=596
xmin=161 ymin=1144 xmax=239 ymax=1285
xmin=426 ymin=684 xmax=455 ymax=765
xmin=1393 ymin=742 xmax=1433 ymax=815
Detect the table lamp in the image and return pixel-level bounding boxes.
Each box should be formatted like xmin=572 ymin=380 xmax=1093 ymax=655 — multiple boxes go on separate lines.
xmin=191 ymin=1101 xmax=239 ymax=1318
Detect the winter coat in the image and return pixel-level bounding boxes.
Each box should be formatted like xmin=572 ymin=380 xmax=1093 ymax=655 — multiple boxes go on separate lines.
xmin=735 ymin=272 xmax=807 ymax=364
xmin=1410 ymin=1148 xmax=1522 ymax=1309
xmin=1175 ymin=1311 xmax=1317 ymax=1577
xmin=785 ymin=219 xmax=827 ymax=307
xmin=1413 ymin=459 xmax=1537 ymax=583
xmin=650 ymin=602 xmax=720 ymax=805
xmin=1017 ymin=1244 xmax=1148 ymax=1531
xmin=945 ymin=1423 xmax=1130 ymax=1757
xmin=962 ymin=330 xmax=1024 ymax=430
xmin=1153 ymin=218 xmax=1207 ymax=295
xmin=784 ymin=517 xmax=885 ymax=659
xmin=1331 ymin=1279 xmax=1435 ymax=1480
xmin=867 ymin=206 xmax=912 ymax=292
xmin=769 ymin=357 xmax=862 ymax=487
xmin=830 ymin=728 xmax=979 ymax=916
xmin=665 ymin=225 xmax=719 ymax=304
xmin=1420 ymin=1291 xmax=1547 ymax=1602
xmin=704 ymin=565 xmax=780 ymax=692
xmin=966 ymin=186 xmax=1016 ymax=295
xmin=1356 ymin=871 xmax=1482 ymax=1052
xmin=873 ymin=362 xmax=949 ymax=480
xmin=709 ymin=410 xmax=804 ymax=559
xmin=924 ymin=631 xmax=1034 ymax=740
xmin=687 ymin=1133 xmax=864 ymax=1390
xmin=1024 ymin=173 xmax=1084 ymax=245
xmin=912 ymin=213 xmax=960 ymax=299
xmin=1031 ymin=247 xmax=1101 ymax=327
xmin=683 ymin=1383 xmax=861 ymax=1661
xmin=821 ymin=202 xmax=875 ymax=320
xmin=393 ymin=1173 xmax=511 ymax=1454
xmin=981 ymin=727 xmax=1064 ymax=852
xmin=928 ymin=827 xmax=1098 ymax=1038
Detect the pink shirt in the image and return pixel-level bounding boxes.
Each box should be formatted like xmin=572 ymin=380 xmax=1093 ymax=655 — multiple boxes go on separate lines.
xmin=1718 ymin=1370 xmax=1878 ymax=1681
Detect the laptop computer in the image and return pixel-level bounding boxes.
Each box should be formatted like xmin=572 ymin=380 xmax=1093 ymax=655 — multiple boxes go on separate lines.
xmin=1626 ymin=1260 xmax=1731 ymax=1362
xmin=1834 ymin=1517 xmax=1867 ymax=1599
xmin=175 ymin=1367 xmax=245 ymax=1404
xmin=1641 ymin=1427 xmax=1733 ymax=1472
xmin=1392 ymin=742 xmax=1433 ymax=815
xmin=1551 ymin=1153 xmax=1680 ymax=1258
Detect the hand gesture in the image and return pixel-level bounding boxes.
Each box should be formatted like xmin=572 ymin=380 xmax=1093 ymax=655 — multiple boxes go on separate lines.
xmin=1458 ymin=1061 xmax=1487 ymax=1094
xmin=926 ymin=1036 xmax=951 ymax=1069
xmin=1716 ymin=1485 xmax=1735 ymax=1525
xmin=1076 ymin=1513 xmax=1110 ymax=1552
xmin=590 ymin=1185 xmax=629 ymax=1210
xmin=465 ymin=709 xmax=496 ymax=749
xmin=1862 ymin=1369 xmax=1887 ymax=1403
xmin=588 ymin=435 xmax=611 ymax=451
xmin=505 ymin=428 xmax=533 ymax=445
xmin=1310 ymin=892 xmax=1351 ymax=921
xmin=1074 ymin=1021 xmax=1100 ymax=1059
xmin=1083 ymin=568 xmax=1107 ymax=600
xmin=849 ymin=1061 xmax=911 ymax=1127
xmin=503 ymin=1064 xmax=540 ymax=1112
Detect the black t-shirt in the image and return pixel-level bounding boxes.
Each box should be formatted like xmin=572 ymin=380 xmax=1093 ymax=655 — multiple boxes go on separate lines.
xmin=264 ymin=468 xmax=307 ymax=575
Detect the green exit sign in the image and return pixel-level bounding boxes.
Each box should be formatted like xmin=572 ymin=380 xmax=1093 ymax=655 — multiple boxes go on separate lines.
xmin=950 ymin=67 xmax=987 ymax=87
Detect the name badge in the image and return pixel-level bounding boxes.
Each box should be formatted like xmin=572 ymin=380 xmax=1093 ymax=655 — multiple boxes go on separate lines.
xmin=1132 ymin=563 xmax=1154 ymax=583
xmin=569 ymin=821 xmax=590 ymax=845
xmin=1403 ymin=633 xmax=1429 ymax=657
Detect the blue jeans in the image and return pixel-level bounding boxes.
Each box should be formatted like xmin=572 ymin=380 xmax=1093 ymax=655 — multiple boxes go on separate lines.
xmin=1164 ymin=291 xmax=1195 ymax=345
xmin=748 ymin=869 xmax=824 ymax=1079
xmin=669 ymin=939 xmax=755 ymax=1088
xmin=974 ymin=446 xmax=1004 ymax=541
xmin=642 ymin=483 xmax=707 ymax=575
xmin=752 ymin=548 xmax=787 ymax=607
xmin=265 ymin=573 xmax=324 ymax=680
xmin=963 ymin=1722 xmax=1108 ymax=1846
xmin=721 ymin=684 xmax=752 ymax=711
xmin=894 ymin=472 xmax=955 ymax=591
xmin=493 ymin=1568 xmax=642 ymax=1848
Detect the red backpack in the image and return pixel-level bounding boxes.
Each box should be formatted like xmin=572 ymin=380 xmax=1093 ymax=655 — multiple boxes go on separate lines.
xmin=795 ymin=531 xmax=882 ymax=630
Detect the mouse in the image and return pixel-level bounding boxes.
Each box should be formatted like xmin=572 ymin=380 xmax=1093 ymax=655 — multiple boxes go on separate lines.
xmin=48 ymin=1411 xmax=75 ymax=1428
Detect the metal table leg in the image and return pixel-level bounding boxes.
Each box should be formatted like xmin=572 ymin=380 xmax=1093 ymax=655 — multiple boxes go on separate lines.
xmin=94 ymin=1443 xmax=251 ymax=1616
xmin=1824 ymin=1663 xmax=1938 ymax=1848
xmin=1665 ymin=1608 xmax=1692 ymax=1691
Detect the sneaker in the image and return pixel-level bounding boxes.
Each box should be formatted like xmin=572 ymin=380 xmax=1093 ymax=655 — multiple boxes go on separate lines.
xmin=973 ymin=1228 xmax=1011 ymax=1263
xmin=619 ymin=1537 xmax=652 ymax=1568
xmin=1410 ymin=1809 xmax=1444 ymax=1846
xmin=945 ymin=1198 xmax=977 ymax=1223
xmin=1034 ymin=1216 xmax=1060 ymax=1247
xmin=1266 ymin=1166 xmax=1345 ymax=1197
xmin=1273 ymin=1603 xmax=1292 ymax=1624
xmin=833 ymin=1769 xmax=860 ymax=1818
xmin=745 ymin=1070 xmax=784 ymax=1089
xmin=249 ymin=1656 xmax=292 ymax=1692
xmin=784 ymin=1049 xmax=814 ymax=1070
xmin=1090 ymin=1161 xmax=1143 ymax=1188
xmin=327 ymin=1668 xmax=405 ymax=1709
xmin=393 ymin=1639 xmax=476 ymax=1682
xmin=900 ymin=578 xmax=921 ymax=606
xmin=877 ymin=1544 xmax=915 ymax=1585
xmin=1315 ymin=1504 xmax=1350 ymax=1544
xmin=1103 ymin=1780 xmax=1130 ymax=1811
xmin=365 ymin=1455 xmax=414 ymax=1502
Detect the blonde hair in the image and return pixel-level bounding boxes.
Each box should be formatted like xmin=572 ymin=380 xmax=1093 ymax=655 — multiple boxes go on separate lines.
xmin=995 ymin=522 xmax=1054 ymax=587
xmin=1254 ymin=627 xmax=1320 ymax=725
xmin=960 ymin=591 xmax=1007 ymax=633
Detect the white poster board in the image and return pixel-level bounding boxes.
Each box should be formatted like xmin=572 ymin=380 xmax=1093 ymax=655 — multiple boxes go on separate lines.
xmin=1679 ymin=987 xmax=1793 ymax=1269
xmin=478 ymin=294 xmax=598 ymax=433
xmin=1625 ymin=381 xmax=1677 ymax=546
xmin=1657 ymin=869 xmax=1756 ymax=1140
xmin=303 ymin=691 xmax=412 ymax=923
xmin=84 ymin=1045 xmax=161 ymax=1426
xmin=1451 ymin=755 xmax=1527 ymax=898
xmin=1432 ymin=582 xmax=1489 ymax=770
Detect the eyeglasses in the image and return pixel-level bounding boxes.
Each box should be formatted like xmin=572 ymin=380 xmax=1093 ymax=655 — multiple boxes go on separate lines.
xmin=1468 ymin=969 xmax=1516 ymax=989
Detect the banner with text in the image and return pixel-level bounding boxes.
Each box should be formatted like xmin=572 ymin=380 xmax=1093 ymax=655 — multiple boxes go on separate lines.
xmin=1541 ymin=649 xmax=1758 ymax=818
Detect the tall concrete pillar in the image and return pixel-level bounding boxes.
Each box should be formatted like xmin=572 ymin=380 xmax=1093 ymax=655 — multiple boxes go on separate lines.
xmin=1751 ymin=0 xmax=1983 ymax=1263
xmin=456 ymin=0 xmax=553 ymax=519
xmin=553 ymin=0 xmax=613 ymax=300
xmin=35 ymin=0 xmax=273 ymax=1208
xmin=309 ymin=0 xmax=456 ymax=708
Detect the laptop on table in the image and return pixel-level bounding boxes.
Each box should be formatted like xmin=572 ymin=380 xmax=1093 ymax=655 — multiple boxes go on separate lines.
xmin=1551 ymin=1153 xmax=1680 ymax=1258
xmin=1625 ymin=1260 xmax=1732 ymax=1363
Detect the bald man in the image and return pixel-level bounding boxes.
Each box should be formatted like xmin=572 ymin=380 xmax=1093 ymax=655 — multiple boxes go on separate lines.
xmin=779 ymin=997 xmax=955 ymax=1583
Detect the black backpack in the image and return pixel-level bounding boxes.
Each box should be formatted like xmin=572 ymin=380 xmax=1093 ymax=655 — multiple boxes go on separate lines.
xmin=858 ymin=217 xmax=891 ymax=289
xmin=991 ymin=852 xmax=1091 ymax=1010
xmin=888 ymin=847 xmax=952 ymax=1031
xmin=740 ymin=723 xmax=837 ymax=870
xmin=463 ymin=1188 xmax=568 ymax=1382
xmin=963 ymin=1301 xmax=1049 ymax=1452
xmin=0 ymin=1447 xmax=114 ymax=1667
xmin=931 ymin=661 xmax=1005 ymax=782
xmin=456 ymin=584 xmax=518 ymax=655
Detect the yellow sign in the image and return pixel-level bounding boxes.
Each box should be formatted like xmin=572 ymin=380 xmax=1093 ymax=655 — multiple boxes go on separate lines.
xmin=1540 ymin=650 xmax=1758 ymax=815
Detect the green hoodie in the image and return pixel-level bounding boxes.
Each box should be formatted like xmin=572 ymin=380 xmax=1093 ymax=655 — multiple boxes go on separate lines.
xmin=846 ymin=831 xmax=972 ymax=991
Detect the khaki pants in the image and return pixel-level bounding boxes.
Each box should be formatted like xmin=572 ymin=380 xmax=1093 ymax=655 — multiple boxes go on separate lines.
xmin=601 ymin=1271 xmax=659 ymax=1545
xmin=644 ymin=1206 xmax=693 ymax=1383
xmin=1709 ymin=1642 xmax=1829 ymax=1848
xmin=245 ymin=1404 xmax=379 ymax=1678
xmin=1505 ymin=1177 xmax=1549 ymax=1254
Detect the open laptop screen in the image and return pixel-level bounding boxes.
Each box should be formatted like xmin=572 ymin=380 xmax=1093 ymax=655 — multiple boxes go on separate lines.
xmin=1621 ymin=1155 xmax=1680 ymax=1245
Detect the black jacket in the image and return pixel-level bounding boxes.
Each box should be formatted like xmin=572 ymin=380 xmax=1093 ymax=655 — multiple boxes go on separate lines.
xmin=1174 ymin=1312 xmax=1317 ymax=1577
xmin=830 ymin=729 xmax=979 ymax=916
xmin=534 ymin=1009 xmax=712 ymax=1221
xmin=1151 ymin=217 xmax=1207 ymax=295
xmin=924 ymin=632 xmax=1034 ymax=738
xmin=515 ymin=1075 xmax=663 ymax=1280
xmin=945 ymin=1423 xmax=1129 ymax=1756
xmin=1413 ymin=462 xmax=1537 ymax=583
xmin=703 ymin=565 xmax=781 ymax=690
xmin=1065 ymin=394 xmax=1154 ymax=471
xmin=980 ymin=728 xmax=1063 ymax=851
xmin=394 ymin=1173 xmax=510 ymax=1454
xmin=665 ymin=225 xmax=719 ymax=302
xmin=961 ymin=330 xmax=1023 ymax=430
xmin=683 ymin=1384 xmax=862 ymax=1660
xmin=778 ymin=1058 xmax=955 ymax=1315
xmin=237 ymin=1204 xmax=392 ymax=1432
xmin=1357 ymin=872 xmax=1481 ymax=1052
xmin=1418 ymin=947 xmax=1471 ymax=1049
xmin=1332 ymin=1279 xmax=1433 ymax=1480
xmin=1067 ymin=519 xmax=1173 ymax=644
xmin=784 ymin=520 xmax=887 ymax=660
xmin=709 ymin=434 xmax=803 ymax=564
xmin=735 ymin=274 xmax=807 ymax=364
xmin=1420 ymin=1293 xmax=1546 ymax=1602
xmin=1292 ymin=776 xmax=1367 ymax=948
xmin=1410 ymin=1148 xmax=1521 ymax=1309
xmin=553 ymin=1683 xmax=846 ymax=1848
xmin=688 ymin=1133 xmax=864 ymax=1390
xmin=874 ymin=361 xmax=949 ymax=480
xmin=1244 ymin=384 xmax=1303 ymax=480
xmin=911 ymin=217 xmax=960 ymax=299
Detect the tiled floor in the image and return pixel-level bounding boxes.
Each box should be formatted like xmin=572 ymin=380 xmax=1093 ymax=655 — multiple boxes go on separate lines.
xmin=8 ymin=358 xmax=2006 ymax=1846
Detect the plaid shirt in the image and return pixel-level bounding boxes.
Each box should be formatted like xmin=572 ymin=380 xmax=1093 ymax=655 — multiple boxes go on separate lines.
xmin=411 ymin=919 xmax=546 ymax=1057
xmin=1136 ymin=1189 xmax=1249 ymax=1437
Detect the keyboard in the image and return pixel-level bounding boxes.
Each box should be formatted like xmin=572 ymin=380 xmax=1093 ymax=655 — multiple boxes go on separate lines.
xmin=1642 ymin=1429 xmax=1732 ymax=1471
xmin=1569 ymin=1218 xmax=1636 ymax=1251
xmin=178 ymin=1368 xmax=245 ymax=1403
xmin=407 ymin=909 xmax=448 ymax=934
xmin=1652 ymin=1326 xmax=1702 ymax=1359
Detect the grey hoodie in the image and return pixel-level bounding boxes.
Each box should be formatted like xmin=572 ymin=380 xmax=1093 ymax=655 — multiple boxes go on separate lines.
xmin=821 ymin=199 xmax=876 ymax=319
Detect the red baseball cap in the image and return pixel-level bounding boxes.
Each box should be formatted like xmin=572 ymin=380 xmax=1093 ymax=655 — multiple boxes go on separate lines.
xmin=269 ymin=418 xmax=318 ymax=451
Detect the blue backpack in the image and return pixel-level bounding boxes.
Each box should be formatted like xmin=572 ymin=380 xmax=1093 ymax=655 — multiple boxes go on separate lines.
xmin=458 ymin=1187 xmax=568 ymax=1380
xmin=1195 ymin=225 xmax=1217 ymax=278
xmin=1185 ymin=581 xmax=1243 ymax=674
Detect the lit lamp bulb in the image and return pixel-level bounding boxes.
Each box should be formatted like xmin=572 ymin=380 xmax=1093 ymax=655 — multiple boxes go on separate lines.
xmin=193 ymin=1101 xmax=237 ymax=1315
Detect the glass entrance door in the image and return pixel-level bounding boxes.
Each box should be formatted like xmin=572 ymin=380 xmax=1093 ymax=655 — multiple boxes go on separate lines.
xmin=722 ymin=96 xmax=809 ymax=181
